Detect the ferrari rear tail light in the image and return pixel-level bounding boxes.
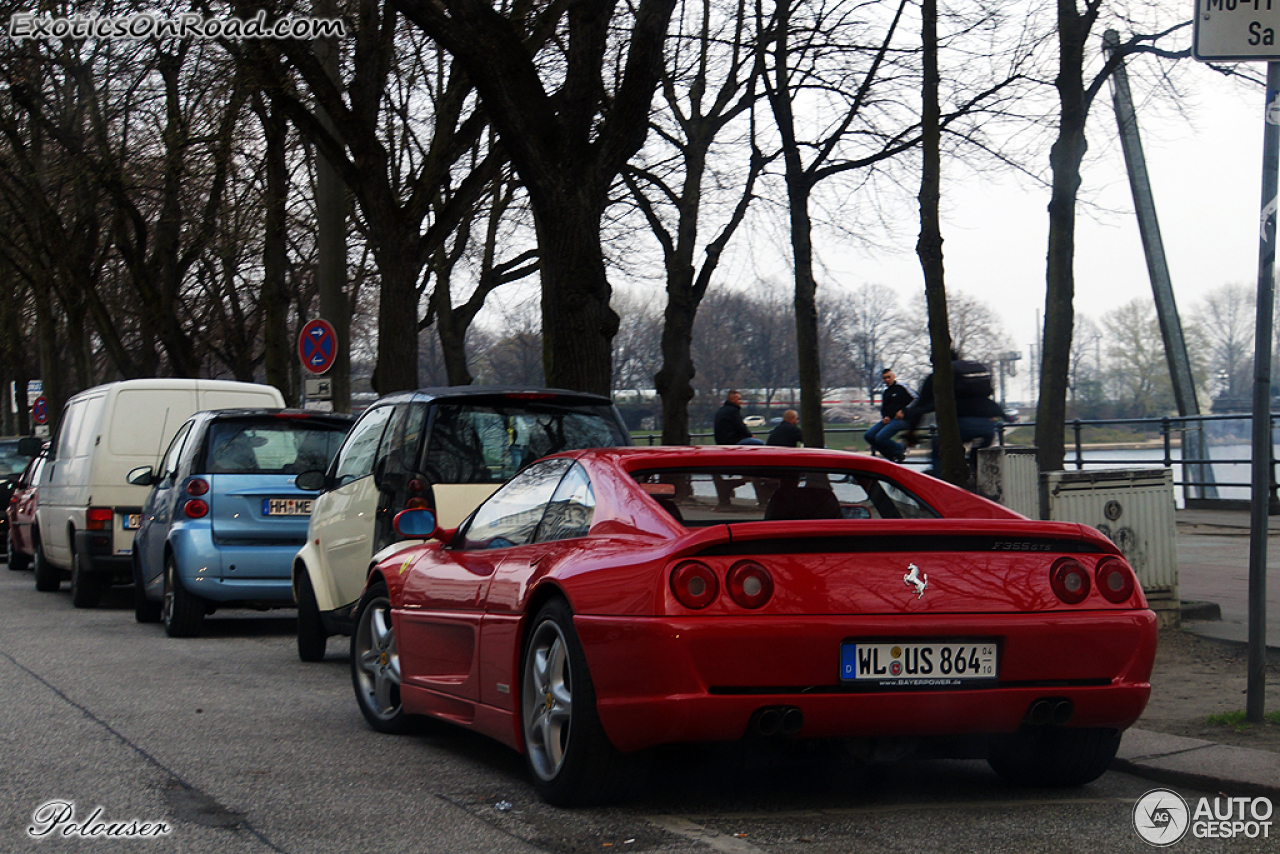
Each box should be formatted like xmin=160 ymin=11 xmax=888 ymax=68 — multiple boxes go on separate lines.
xmin=183 ymin=499 xmax=209 ymax=519
xmin=1050 ymin=557 xmax=1091 ymax=605
xmin=671 ymin=561 xmax=719 ymax=610
xmin=727 ymin=561 xmax=774 ymax=609
xmin=86 ymin=507 xmax=113 ymax=531
xmin=186 ymin=478 xmax=210 ymax=496
xmin=1095 ymin=557 xmax=1136 ymax=604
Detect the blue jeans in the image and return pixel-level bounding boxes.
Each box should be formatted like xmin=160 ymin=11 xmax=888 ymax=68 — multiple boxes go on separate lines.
xmin=928 ymin=416 xmax=999 ymax=474
xmin=865 ymin=418 xmax=907 ymax=458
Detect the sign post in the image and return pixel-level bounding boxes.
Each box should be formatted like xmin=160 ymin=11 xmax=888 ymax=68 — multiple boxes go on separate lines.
xmin=1193 ymin=0 xmax=1277 ymax=724
xmin=298 ymin=318 xmax=338 ymax=412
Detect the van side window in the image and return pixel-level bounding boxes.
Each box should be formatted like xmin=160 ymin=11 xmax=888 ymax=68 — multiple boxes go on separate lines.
xmin=54 ymin=397 xmax=100 ymax=462
xmin=332 ymin=405 xmax=394 ymax=488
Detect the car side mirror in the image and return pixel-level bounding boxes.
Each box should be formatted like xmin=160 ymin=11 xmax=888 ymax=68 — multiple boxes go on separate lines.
xmin=127 ymin=466 xmax=154 ymax=487
xmin=295 ymin=470 xmax=326 ymax=491
xmin=394 ymin=507 xmax=449 ymax=543
xmin=17 ymin=436 xmax=42 ymax=456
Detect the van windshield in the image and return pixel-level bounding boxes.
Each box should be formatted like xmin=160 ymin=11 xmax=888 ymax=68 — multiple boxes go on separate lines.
xmin=423 ymin=402 xmax=627 ymax=485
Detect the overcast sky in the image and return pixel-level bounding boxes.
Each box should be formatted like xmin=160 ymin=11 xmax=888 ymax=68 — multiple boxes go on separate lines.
xmin=834 ymin=62 xmax=1267 ymax=403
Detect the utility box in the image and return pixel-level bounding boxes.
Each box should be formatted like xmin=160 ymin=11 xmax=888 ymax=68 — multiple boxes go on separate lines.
xmin=1042 ymin=468 xmax=1179 ymax=627
xmin=975 ymin=446 xmax=1040 ymax=518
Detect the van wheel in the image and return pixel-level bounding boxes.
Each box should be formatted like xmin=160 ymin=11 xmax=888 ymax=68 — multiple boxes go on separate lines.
xmin=296 ymin=570 xmax=327 ymax=662
xmin=163 ymin=555 xmax=204 ymax=637
xmin=133 ymin=555 xmax=161 ymax=623
xmin=70 ymin=549 xmax=103 ymax=608
xmin=33 ymin=534 xmax=58 ymax=592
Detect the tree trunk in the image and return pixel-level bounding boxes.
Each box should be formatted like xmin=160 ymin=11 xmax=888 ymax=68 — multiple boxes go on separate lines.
xmin=369 ymin=237 xmax=423 ymax=395
xmin=534 ymin=194 xmax=617 ymax=394
xmin=788 ymin=186 xmax=824 ymax=449
xmin=656 ymin=271 xmax=698 ymax=444
xmin=260 ymin=101 xmax=294 ymax=403
xmin=917 ymin=0 xmax=966 ymax=485
xmin=1035 ymin=1 xmax=1094 ymax=474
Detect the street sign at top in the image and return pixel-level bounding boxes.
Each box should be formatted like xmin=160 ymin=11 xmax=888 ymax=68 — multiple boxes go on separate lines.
xmin=1194 ymin=0 xmax=1280 ymax=62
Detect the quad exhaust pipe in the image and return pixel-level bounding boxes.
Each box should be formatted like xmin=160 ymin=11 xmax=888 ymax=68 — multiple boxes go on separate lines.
xmin=750 ymin=705 xmax=804 ymax=737
xmin=1026 ymin=697 xmax=1074 ymax=726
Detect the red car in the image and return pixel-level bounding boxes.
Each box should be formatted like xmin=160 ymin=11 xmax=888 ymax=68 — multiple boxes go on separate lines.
xmin=351 ymin=446 xmax=1156 ymax=805
xmin=6 ymin=444 xmax=46 ymax=572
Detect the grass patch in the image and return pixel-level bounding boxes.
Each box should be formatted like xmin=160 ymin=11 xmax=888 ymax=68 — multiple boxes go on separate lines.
xmin=1205 ymin=710 xmax=1280 ymax=730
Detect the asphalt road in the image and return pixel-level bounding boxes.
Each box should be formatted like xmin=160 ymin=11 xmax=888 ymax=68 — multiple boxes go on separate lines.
xmin=0 ymin=569 xmax=1273 ymax=854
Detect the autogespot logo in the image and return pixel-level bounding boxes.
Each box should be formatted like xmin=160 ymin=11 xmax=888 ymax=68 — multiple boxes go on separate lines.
xmin=1134 ymin=788 xmax=1190 ymax=847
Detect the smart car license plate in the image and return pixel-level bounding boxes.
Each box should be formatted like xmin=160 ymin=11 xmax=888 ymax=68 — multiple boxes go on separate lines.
xmin=840 ymin=641 xmax=998 ymax=687
xmin=123 ymin=514 xmax=143 ymax=530
xmin=262 ymin=498 xmax=313 ymax=516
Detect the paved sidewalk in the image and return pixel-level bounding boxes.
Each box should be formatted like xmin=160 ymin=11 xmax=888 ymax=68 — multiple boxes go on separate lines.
xmin=1113 ymin=508 xmax=1280 ymax=798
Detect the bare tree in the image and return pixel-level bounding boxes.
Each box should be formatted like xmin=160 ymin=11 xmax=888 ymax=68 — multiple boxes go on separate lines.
xmin=1192 ymin=283 xmax=1254 ymax=409
xmin=1033 ymin=4 xmax=1190 ymax=470
xmin=623 ymin=0 xmax=766 ymax=442
xmin=393 ymin=0 xmax=680 ymax=395
xmin=1101 ymin=298 xmax=1173 ymax=417
xmin=235 ymin=0 xmax=504 ymax=395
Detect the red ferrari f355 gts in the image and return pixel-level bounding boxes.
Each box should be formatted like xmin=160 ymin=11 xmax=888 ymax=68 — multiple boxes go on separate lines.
xmin=349 ymin=446 xmax=1156 ymax=806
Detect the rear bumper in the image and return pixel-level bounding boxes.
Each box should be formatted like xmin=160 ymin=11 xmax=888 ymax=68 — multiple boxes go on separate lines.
xmin=171 ymin=530 xmax=302 ymax=604
xmin=73 ymin=529 xmax=132 ymax=582
xmin=575 ymin=610 xmax=1156 ymax=753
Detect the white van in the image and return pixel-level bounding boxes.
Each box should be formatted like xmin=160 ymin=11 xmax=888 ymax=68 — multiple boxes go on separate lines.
xmin=34 ymin=379 xmax=286 ymax=607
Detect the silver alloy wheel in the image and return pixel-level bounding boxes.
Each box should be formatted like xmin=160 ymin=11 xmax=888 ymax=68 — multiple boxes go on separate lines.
xmin=523 ymin=619 xmax=573 ymax=782
xmin=353 ymin=594 xmax=402 ymax=723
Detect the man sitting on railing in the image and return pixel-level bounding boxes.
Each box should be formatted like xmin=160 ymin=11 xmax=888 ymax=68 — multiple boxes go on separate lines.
xmin=903 ymin=349 xmax=1006 ymax=477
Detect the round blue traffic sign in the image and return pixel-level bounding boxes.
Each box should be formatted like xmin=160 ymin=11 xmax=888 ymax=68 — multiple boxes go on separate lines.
xmin=31 ymin=395 xmax=48 ymax=425
xmin=298 ymin=318 xmax=338 ymax=375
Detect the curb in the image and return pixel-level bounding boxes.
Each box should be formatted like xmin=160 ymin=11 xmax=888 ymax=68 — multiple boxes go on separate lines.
xmin=1114 ymin=728 xmax=1280 ymax=801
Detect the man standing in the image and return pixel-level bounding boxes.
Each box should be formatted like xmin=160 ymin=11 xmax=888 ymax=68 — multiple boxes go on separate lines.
xmin=714 ymin=390 xmax=761 ymax=445
xmin=864 ymin=368 xmax=914 ymax=462
xmin=766 ymin=410 xmax=803 ymax=446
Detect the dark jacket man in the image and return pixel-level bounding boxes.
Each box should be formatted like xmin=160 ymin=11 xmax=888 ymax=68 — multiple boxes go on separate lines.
xmin=766 ymin=410 xmax=803 ymax=447
xmin=714 ymin=390 xmax=754 ymax=444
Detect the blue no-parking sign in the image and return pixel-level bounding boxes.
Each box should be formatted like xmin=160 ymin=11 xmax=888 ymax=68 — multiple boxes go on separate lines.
xmin=298 ymin=318 xmax=338 ymax=375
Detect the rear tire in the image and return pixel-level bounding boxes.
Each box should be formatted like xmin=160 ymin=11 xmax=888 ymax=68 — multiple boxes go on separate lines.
xmin=70 ymin=548 xmax=103 ymax=608
xmin=520 ymin=598 xmax=643 ymax=806
xmin=7 ymin=533 xmax=30 ymax=572
xmin=33 ymin=534 xmax=58 ymax=592
xmin=987 ymin=726 xmax=1121 ymax=787
xmin=163 ymin=554 xmax=204 ymax=637
xmin=296 ymin=570 xmax=327 ymax=662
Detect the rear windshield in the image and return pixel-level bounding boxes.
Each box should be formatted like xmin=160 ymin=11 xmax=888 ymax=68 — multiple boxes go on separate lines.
xmin=631 ymin=467 xmax=940 ymax=527
xmin=424 ymin=402 xmax=627 ymax=485
xmin=0 ymin=443 xmax=26 ymax=478
xmin=205 ymin=419 xmax=348 ymax=475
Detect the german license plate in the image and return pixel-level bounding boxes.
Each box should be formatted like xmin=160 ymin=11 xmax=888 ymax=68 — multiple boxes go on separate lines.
xmin=262 ymin=498 xmax=313 ymax=516
xmin=840 ymin=640 xmax=998 ymax=687
xmin=123 ymin=514 xmax=143 ymax=530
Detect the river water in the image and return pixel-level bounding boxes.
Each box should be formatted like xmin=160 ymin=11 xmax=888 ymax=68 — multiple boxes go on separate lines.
xmin=1059 ymin=443 xmax=1268 ymax=507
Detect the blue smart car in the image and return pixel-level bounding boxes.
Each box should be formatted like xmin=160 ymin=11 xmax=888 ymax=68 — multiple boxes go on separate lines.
xmin=129 ymin=409 xmax=353 ymax=637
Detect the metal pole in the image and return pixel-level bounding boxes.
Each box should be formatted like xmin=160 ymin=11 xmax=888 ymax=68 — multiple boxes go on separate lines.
xmin=1245 ymin=64 xmax=1279 ymax=723
xmin=1104 ymin=30 xmax=1216 ymax=500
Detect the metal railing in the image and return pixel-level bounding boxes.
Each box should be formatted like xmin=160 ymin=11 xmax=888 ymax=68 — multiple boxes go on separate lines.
xmin=642 ymin=412 xmax=1278 ymax=503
